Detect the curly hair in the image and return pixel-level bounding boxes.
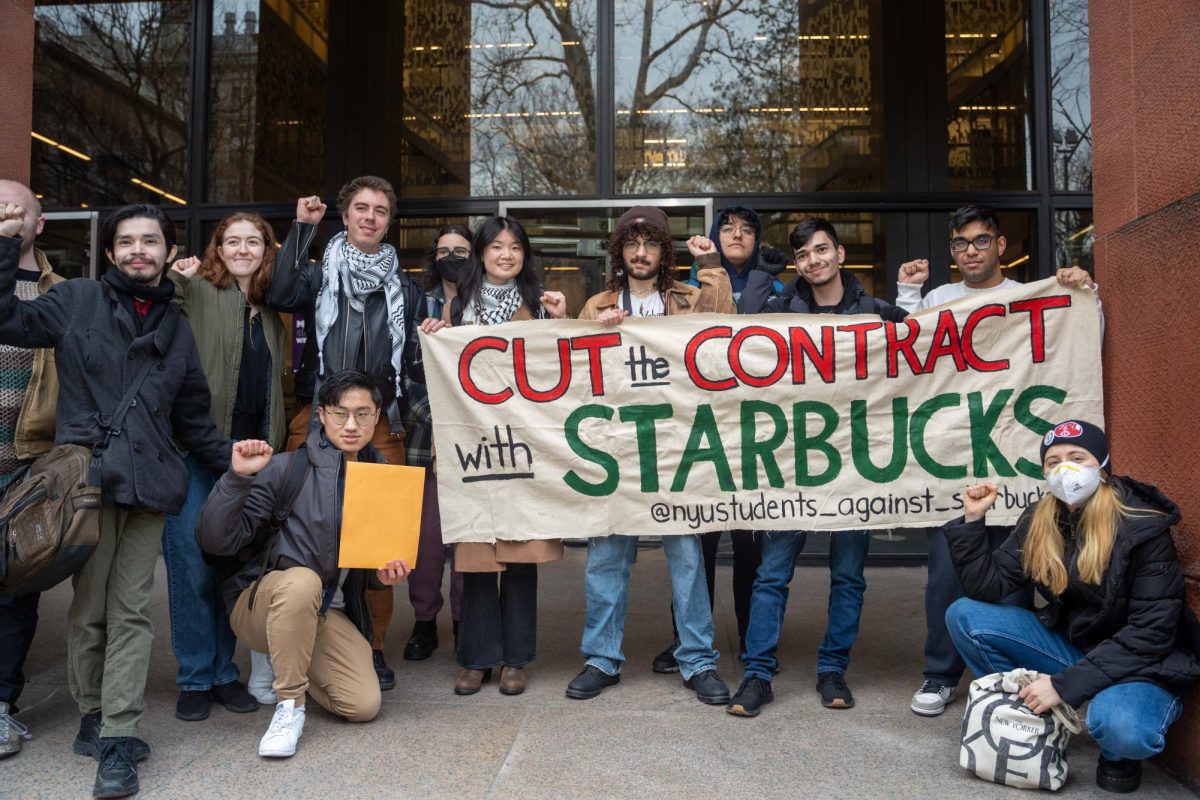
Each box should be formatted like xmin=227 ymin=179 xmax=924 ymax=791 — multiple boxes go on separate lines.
xmin=198 ymin=212 xmax=277 ymax=306
xmin=607 ymin=220 xmax=676 ymax=294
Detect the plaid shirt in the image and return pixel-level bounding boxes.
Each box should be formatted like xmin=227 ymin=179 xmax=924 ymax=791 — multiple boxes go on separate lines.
xmin=402 ymin=286 xmax=446 ymax=469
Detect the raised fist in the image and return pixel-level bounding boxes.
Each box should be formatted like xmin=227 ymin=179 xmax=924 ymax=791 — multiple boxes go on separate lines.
xmin=898 ymin=259 xmax=929 ymax=286
xmin=962 ymin=482 xmax=999 ymax=522
xmin=0 ymin=203 xmax=26 ymax=239
xmin=296 ymin=196 xmax=327 ymax=226
xmin=231 ymin=439 xmax=274 ymax=476
xmin=172 ymin=256 xmax=201 ymax=278
xmin=687 ymin=235 xmax=717 ymax=258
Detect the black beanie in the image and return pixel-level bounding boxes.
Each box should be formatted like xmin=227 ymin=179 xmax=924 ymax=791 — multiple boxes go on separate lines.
xmin=1040 ymin=420 xmax=1111 ymax=474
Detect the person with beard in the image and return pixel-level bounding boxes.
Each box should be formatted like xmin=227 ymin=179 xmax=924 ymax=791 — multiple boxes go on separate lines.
xmin=423 ymin=216 xmax=567 ymax=697
xmin=730 ymin=217 xmax=907 ymax=716
xmin=396 ymin=224 xmax=472 ymax=662
xmin=267 ymin=177 xmax=426 ymax=693
xmin=565 ymin=206 xmax=735 ymax=705
xmin=0 ymin=203 xmax=230 ymax=799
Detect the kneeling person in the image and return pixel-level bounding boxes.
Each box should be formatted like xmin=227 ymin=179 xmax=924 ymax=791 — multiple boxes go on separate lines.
xmin=198 ymin=370 xmax=410 ymax=758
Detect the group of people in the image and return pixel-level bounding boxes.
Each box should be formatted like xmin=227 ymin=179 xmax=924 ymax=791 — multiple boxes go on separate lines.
xmin=0 ymin=174 xmax=1195 ymax=798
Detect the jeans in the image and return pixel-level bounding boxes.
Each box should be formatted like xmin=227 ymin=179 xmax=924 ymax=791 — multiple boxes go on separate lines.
xmin=161 ymin=455 xmax=239 ymax=692
xmin=946 ymin=598 xmax=1183 ymax=761
xmin=582 ymin=534 xmax=718 ymax=681
xmin=456 ymin=564 xmax=537 ymax=669
xmin=741 ymin=530 xmax=870 ymax=680
xmin=924 ymin=526 xmax=1031 ymax=686
xmin=0 ymin=592 xmax=40 ymax=710
xmin=688 ymin=530 xmax=761 ymax=648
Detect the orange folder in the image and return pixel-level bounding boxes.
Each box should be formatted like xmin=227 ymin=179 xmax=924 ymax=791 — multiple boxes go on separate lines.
xmin=338 ymin=461 xmax=424 ymax=569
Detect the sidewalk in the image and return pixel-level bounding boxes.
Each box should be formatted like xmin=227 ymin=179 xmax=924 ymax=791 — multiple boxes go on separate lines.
xmin=3 ymin=544 xmax=1194 ymax=799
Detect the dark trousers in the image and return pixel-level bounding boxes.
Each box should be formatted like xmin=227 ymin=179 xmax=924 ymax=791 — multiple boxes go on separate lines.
xmin=0 ymin=592 xmax=40 ymax=711
xmin=456 ymin=564 xmax=537 ymax=669
xmin=672 ymin=531 xmax=761 ymax=648
xmin=923 ymin=526 xmax=1031 ymax=685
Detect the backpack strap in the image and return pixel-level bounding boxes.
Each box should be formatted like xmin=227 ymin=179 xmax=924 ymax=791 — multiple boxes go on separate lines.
xmin=89 ymin=357 xmax=157 ymax=481
xmin=247 ymin=444 xmax=313 ymax=610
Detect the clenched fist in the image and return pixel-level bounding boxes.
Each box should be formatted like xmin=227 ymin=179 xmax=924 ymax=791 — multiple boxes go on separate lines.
xmin=687 ymin=235 xmax=717 ymax=258
xmin=172 ymin=256 xmax=201 ymax=278
xmin=231 ymin=440 xmax=274 ymax=476
xmin=962 ymin=482 xmax=999 ymax=522
xmin=296 ymin=196 xmax=327 ymax=226
xmin=898 ymin=259 xmax=929 ymax=285
xmin=0 ymin=203 xmax=26 ymax=239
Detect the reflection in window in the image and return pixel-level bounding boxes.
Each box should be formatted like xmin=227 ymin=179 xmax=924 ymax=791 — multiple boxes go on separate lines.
xmin=1055 ymin=209 xmax=1093 ymax=271
xmin=614 ymin=0 xmax=881 ymax=194
xmin=32 ymin=0 xmax=191 ymax=208
xmin=945 ymin=0 xmax=1031 ymax=190
xmin=208 ymin=1 xmax=329 ymax=203
xmin=1049 ymin=0 xmax=1090 ymax=191
xmin=401 ymin=0 xmax=597 ymax=197
xmin=755 ymin=212 xmax=885 ymax=296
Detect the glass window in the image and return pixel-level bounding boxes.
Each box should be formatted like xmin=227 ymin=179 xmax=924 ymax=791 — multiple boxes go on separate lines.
xmin=208 ymin=1 xmax=330 ymax=203
xmin=401 ymin=0 xmax=597 ymax=197
xmin=614 ymin=0 xmax=882 ymax=194
xmin=945 ymin=209 xmax=1035 ymax=284
xmin=1055 ymin=209 xmax=1093 ymax=272
xmin=32 ymin=0 xmax=192 ymax=209
xmin=1049 ymin=0 xmax=1091 ymax=191
xmin=945 ymin=0 xmax=1032 ymax=190
xmin=756 ymin=211 xmax=887 ymax=297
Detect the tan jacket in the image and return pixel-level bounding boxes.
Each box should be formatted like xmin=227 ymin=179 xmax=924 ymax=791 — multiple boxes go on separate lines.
xmin=14 ymin=249 xmax=66 ymax=459
xmin=576 ymin=254 xmax=735 ymax=321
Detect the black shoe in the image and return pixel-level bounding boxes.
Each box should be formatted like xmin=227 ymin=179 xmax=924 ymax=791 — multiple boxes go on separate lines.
xmin=174 ymin=690 xmax=211 ymax=721
xmin=373 ymin=649 xmax=396 ymax=691
xmin=684 ymin=669 xmax=731 ymax=705
xmin=74 ymin=714 xmax=150 ymax=763
xmin=727 ymin=676 xmax=773 ymax=717
xmin=565 ymin=665 xmax=620 ymax=700
xmin=816 ymin=671 xmax=855 ymax=709
xmin=1096 ymin=757 xmax=1142 ymax=793
xmin=211 ymin=680 xmax=259 ymax=713
xmin=651 ymin=639 xmax=680 ymax=674
xmin=92 ymin=737 xmax=138 ymax=799
xmin=403 ymin=619 xmax=439 ymax=661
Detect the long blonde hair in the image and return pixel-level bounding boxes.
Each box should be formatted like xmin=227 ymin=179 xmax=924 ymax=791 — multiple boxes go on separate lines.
xmin=1022 ymin=481 xmax=1138 ymax=594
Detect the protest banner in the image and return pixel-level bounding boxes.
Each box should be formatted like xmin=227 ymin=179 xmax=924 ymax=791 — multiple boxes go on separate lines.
xmin=419 ymin=278 xmax=1102 ymax=542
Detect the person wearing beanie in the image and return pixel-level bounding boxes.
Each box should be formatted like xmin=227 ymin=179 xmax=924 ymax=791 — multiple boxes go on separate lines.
xmin=566 ymin=205 xmax=736 ymax=706
xmin=943 ymin=420 xmax=1199 ymax=794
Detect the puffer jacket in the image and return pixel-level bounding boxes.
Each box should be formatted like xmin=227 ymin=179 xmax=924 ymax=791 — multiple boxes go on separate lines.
xmin=740 ymin=266 xmax=909 ymax=322
xmin=13 ymin=248 xmax=66 ymax=459
xmin=944 ymin=476 xmax=1200 ymax=707
xmin=196 ymin=426 xmax=383 ymax=641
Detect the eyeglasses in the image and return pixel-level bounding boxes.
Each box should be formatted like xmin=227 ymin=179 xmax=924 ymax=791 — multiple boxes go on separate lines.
xmin=435 ymin=247 xmax=470 ymax=259
xmin=622 ymin=239 xmax=662 ymax=252
xmin=719 ymin=224 xmax=755 ymax=237
xmin=323 ymin=408 xmax=378 ymax=426
xmin=949 ymin=234 xmax=996 ymax=253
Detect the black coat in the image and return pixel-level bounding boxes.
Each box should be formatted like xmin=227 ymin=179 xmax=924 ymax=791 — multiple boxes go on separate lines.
xmin=944 ymin=476 xmax=1200 ymax=707
xmin=0 ymin=236 xmax=229 ymax=514
xmin=739 ymin=266 xmax=908 ymax=321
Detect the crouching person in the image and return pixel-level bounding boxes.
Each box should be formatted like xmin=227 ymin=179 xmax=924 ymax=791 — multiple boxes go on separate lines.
xmin=197 ymin=369 xmax=410 ymax=758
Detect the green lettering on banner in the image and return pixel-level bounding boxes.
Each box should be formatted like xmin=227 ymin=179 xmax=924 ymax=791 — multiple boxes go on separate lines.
xmin=671 ymin=404 xmax=736 ymax=492
xmin=618 ymin=404 xmax=674 ymax=492
xmin=910 ymin=393 xmax=967 ymax=479
xmin=563 ymin=405 xmax=619 ymax=496
xmin=850 ymin=398 xmax=908 ymax=483
xmin=740 ymin=401 xmax=788 ymax=490
xmin=1014 ymin=384 xmax=1068 ymax=478
xmin=792 ymin=401 xmax=840 ymax=486
xmin=968 ymin=389 xmax=1017 ymax=477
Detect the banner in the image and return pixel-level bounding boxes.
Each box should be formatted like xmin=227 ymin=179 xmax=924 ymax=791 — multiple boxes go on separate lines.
xmin=420 ymin=279 xmax=1103 ymax=542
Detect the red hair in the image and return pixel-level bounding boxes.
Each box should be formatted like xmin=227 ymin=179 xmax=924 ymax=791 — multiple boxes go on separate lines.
xmin=198 ymin=212 xmax=277 ymax=306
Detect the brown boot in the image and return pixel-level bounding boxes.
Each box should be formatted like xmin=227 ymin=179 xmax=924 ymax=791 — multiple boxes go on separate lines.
xmin=454 ymin=668 xmax=492 ymax=696
xmin=499 ymin=666 xmax=526 ymax=696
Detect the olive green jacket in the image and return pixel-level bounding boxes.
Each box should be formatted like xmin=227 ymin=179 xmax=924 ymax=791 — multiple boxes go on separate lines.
xmin=170 ymin=271 xmax=288 ymax=451
xmin=13 ymin=248 xmax=66 ymax=459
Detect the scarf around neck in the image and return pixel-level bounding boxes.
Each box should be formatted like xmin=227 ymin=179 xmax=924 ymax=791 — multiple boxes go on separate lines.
xmin=464 ymin=281 xmax=523 ymax=326
xmin=314 ymin=231 xmax=407 ymax=398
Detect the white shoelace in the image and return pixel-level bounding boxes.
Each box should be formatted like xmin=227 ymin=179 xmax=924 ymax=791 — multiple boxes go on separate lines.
xmin=265 ymin=705 xmax=293 ymax=737
xmin=0 ymin=709 xmax=31 ymax=741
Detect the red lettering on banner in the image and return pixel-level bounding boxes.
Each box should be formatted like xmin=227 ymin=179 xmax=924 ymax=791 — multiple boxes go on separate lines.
xmin=571 ymin=332 xmax=622 ymax=396
xmin=789 ymin=326 xmax=836 ymax=384
xmin=1010 ymin=295 xmax=1072 ymax=363
xmin=836 ymin=322 xmax=882 ymax=380
xmin=459 ymin=337 xmax=513 ymax=405
xmin=729 ymin=326 xmax=789 ymax=388
xmin=922 ymin=310 xmax=968 ymax=374
xmin=513 ymin=338 xmax=572 ymax=403
xmin=684 ymin=326 xmax=736 ymax=391
xmin=961 ymin=304 xmax=1010 ymax=372
xmin=886 ymin=319 xmax=923 ymax=378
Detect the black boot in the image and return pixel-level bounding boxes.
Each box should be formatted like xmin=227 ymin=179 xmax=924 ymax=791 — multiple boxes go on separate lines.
xmin=1096 ymin=757 xmax=1142 ymax=793
xmin=403 ymin=619 xmax=439 ymax=661
xmin=373 ymin=649 xmax=396 ymax=691
xmin=74 ymin=714 xmax=149 ymax=762
xmin=93 ymin=737 xmax=138 ymax=798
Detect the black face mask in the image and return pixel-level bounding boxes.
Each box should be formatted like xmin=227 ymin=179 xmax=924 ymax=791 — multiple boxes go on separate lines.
xmin=435 ymin=254 xmax=468 ymax=284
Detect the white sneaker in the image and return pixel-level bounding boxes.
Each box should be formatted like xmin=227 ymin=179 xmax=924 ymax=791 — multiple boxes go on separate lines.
xmin=258 ymin=699 xmax=305 ymax=758
xmin=910 ymin=680 xmax=957 ymax=716
xmin=248 ymin=651 xmax=278 ymax=705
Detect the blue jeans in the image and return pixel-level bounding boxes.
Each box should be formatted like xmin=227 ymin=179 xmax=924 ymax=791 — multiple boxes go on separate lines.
xmin=947 ymin=598 xmax=1183 ymax=761
xmin=581 ymin=535 xmax=718 ymax=680
xmin=161 ymin=456 xmax=239 ymax=691
xmin=742 ymin=530 xmax=870 ymax=680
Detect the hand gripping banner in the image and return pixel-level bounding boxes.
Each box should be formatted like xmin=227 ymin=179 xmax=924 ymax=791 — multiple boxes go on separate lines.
xmin=419 ymin=279 xmax=1103 ymax=542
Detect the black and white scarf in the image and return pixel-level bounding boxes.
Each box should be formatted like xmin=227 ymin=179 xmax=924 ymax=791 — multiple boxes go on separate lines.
xmin=314 ymin=232 xmax=407 ymax=396
xmin=464 ymin=281 xmax=523 ymax=326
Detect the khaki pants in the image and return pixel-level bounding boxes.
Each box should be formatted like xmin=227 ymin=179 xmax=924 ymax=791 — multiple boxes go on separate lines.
xmin=230 ymin=567 xmax=380 ymax=722
xmin=67 ymin=503 xmax=165 ymax=739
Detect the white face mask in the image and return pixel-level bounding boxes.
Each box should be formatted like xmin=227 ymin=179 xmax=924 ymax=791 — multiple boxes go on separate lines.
xmin=1045 ymin=461 xmax=1106 ymax=507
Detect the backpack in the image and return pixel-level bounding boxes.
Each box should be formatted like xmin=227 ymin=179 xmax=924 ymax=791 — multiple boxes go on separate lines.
xmin=0 ymin=445 xmax=102 ymax=595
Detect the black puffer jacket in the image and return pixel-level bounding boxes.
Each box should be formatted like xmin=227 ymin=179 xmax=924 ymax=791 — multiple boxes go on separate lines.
xmin=196 ymin=426 xmax=384 ymax=642
xmin=739 ymin=267 xmax=908 ymax=321
xmin=944 ymin=477 xmax=1200 ymax=707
